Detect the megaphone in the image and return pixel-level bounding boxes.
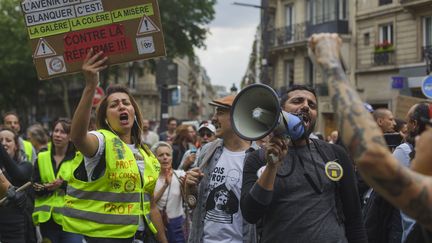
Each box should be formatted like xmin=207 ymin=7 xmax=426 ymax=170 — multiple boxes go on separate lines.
xmin=231 ymin=84 xmax=305 ymax=141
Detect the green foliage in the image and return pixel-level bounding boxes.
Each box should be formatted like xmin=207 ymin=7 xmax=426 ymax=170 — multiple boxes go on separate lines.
xmin=159 ymin=0 xmax=216 ymax=58
xmin=0 ymin=0 xmax=216 ymax=115
xmin=0 ymin=0 xmax=38 ymax=112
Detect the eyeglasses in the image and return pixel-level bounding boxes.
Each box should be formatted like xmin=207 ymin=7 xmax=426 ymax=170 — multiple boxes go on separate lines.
xmin=199 ymin=131 xmax=213 ymax=137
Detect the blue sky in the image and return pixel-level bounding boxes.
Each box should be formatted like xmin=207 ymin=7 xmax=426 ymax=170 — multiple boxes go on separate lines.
xmin=195 ymin=0 xmax=261 ymax=92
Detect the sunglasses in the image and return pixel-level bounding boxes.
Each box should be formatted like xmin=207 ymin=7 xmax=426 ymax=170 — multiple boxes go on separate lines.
xmin=199 ymin=131 xmax=213 ymax=137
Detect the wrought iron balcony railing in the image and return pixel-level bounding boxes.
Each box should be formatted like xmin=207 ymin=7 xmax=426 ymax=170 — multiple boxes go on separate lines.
xmin=373 ymin=51 xmax=395 ymax=65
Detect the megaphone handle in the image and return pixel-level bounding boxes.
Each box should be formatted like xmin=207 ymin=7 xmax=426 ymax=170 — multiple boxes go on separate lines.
xmin=268 ymin=154 xmax=278 ymax=164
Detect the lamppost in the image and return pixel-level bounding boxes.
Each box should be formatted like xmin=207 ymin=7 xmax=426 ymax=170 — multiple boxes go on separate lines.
xmin=230 ymin=83 xmax=238 ymax=95
xmin=233 ymin=1 xmax=271 ymax=85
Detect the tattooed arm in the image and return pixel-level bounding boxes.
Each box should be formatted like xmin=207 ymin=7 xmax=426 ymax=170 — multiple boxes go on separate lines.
xmin=308 ymin=33 xmax=432 ymax=230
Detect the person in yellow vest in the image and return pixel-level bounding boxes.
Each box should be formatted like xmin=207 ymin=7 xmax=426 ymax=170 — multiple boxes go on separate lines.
xmin=3 ymin=112 xmax=37 ymax=163
xmin=67 ymin=49 xmax=167 ymax=243
xmin=32 ymin=118 xmax=84 ymax=243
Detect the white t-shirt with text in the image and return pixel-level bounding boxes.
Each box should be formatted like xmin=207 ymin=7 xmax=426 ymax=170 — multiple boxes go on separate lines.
xmin=203 ymin=147 xmax=246 ymax=243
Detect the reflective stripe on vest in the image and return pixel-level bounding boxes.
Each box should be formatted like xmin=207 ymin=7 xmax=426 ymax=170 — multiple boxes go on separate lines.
xmin=67 ymin=185 xmax=141 ymax=203
xmin=63 ymin=207 xmax=139 ymax=225
xmin=62 ymin=129 xmax=160 ymax=238
xmin=32 ymin=150 xmax=81 ymax=225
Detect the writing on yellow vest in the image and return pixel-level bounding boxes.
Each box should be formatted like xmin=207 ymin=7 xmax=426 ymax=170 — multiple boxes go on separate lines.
xmin=62 ymin=129 xmax=160 ymax=238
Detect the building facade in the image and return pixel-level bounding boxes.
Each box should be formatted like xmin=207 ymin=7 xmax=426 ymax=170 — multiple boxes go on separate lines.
xmin=265 ymin=0 xmax=355 ymax=136
xmin=356 ymin=0 xmax=432 ymax=115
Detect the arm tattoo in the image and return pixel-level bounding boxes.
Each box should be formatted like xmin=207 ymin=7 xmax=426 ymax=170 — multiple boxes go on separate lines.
xmin=371 ymin=165 xmax=412 ymax=197
xmin=325 ymin=65 xmax=386 ymax=160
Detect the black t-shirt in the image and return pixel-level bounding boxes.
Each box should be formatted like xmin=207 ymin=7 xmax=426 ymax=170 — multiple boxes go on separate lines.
xmin=241 ymin=139 xmax=367 ymax=243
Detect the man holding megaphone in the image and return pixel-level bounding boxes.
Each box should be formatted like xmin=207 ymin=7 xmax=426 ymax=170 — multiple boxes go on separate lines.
xmin=239 ymin=84 xmax=367 ymax=242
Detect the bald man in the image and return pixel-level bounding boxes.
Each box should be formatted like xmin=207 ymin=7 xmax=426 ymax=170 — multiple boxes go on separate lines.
xmin=373 ymin=108 xmax=396 ymax=133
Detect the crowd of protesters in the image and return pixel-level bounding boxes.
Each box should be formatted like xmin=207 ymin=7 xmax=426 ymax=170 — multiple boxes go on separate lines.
xmin=0 ymin=34 xmax=432 ymax=243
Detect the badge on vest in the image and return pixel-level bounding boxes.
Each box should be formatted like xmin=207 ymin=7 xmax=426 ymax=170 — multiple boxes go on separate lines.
xmin=325 ymin=161 xmax=343 ymax=181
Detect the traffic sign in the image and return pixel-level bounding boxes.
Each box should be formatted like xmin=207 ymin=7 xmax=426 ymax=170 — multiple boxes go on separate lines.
xmin=421 ymin=76 xmax=432 ymax=99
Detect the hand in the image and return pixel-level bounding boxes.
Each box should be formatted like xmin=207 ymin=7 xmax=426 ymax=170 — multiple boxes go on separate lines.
xmin=411 ymin=127 xmax=432 ymax=175
xmin=185 ymin=167 xmax=204 ymax=187
xmin=165 ymin=171 xmax=172 ymax=185
xmin=308 ymin=33 xmax=343 ymax=69
xmin=264 ymin=135 xmax=288 ymax=168
xmin=5 ymin=186 xmax=27 ymax=209
xmin=82 ymin=49 xmax=108 ymax=88
xmin=44 ymin=178 xmax=64 ymax=191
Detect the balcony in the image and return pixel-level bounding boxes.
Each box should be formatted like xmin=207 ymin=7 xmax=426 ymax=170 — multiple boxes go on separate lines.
xmin=268 ymin=23 xmax=307 ymax=48
xmin=307 ymin=20 xmax=348 ymax=36
xmin=422 ymin=45 xmax=432 ymax=61
xmin=373 ymin=51 xmax=395 ymax=65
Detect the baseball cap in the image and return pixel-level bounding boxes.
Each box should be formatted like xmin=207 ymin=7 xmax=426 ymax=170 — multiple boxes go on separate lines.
xmin=198 ymin=123 xmax=216 ymax=134
xmin=209 ymin=95 xmax=236 ymax=109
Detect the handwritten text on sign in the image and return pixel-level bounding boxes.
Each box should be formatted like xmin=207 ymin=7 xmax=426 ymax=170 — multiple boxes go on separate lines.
xmin=63 ymin=24 xmax=132 ymax=62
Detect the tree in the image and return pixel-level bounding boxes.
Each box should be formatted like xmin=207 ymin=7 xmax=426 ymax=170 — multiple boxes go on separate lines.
xmin=0 ymin=0 xmax=216 ymax=125
xmin=0 ymin=0 xmax=38 ymax=116
xmin=159 ymin=0 xmax=216 ymax=58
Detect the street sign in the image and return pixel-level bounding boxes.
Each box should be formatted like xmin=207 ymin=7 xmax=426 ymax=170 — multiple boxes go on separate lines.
xmin=21 ymin=0 xmax=166 ymax=80
xmin=421 ymin=75 xmax=432 ymax=99
xmin=391 ymin=76 xmax=405 ymax=89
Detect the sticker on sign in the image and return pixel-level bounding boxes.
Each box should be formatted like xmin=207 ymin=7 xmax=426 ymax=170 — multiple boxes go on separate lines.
xmin=45 ymin=56 xmax=67 ymax=75
xmin=136 ymin=36 xmax=155 ymax=55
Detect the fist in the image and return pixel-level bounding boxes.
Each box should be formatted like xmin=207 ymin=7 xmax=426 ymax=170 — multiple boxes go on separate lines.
xmin=308 ymin=33 xmax=342 ymax=68
xmin=264 ymin=135 xmax=288 ymax=168
xmin=185 ymin=167 xmax=204 ymax=186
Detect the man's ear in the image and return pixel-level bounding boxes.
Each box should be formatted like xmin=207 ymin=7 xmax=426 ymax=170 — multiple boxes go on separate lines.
xmin=376 ymin=118 xmax=383 ymax=126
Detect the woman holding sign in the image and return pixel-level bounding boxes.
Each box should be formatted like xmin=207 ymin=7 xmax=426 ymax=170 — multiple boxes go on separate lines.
xmin=64 ymin=49 xmax=167 ymax=243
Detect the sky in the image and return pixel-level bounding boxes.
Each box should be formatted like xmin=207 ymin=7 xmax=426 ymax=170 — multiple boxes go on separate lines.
xmin=195 ymin=0 xmax=261 ymax=92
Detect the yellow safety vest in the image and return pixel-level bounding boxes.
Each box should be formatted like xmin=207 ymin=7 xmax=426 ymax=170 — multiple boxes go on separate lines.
xmin=32 ymin=150 xmax=82 ymax=225
xmin=62 ymin=129 xmax=160 ymax=238
xmin=22 ymin=139 xmax=34 ymax=162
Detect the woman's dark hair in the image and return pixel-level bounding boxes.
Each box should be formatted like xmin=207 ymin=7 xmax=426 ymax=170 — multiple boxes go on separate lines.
xmin=51 ymin=118 xmax=76 ymax=156
xmin=95 ymin=85 xmax=150 ymax=155
xmin=0 ymin=127 xmax=20 ymax=161
xmin=407 ymin=102 xmax=431 ymax=159
xmin=394 ymin=118 xmax=406 ymax=133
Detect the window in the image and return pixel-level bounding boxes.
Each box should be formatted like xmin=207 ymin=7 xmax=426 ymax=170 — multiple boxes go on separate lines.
xmin=284 ymin=60 xmax=294 ymax=87
xmin=305 ymin=58 xmax=314 ymax=87
xmin=379 ymin=0 xmax=392 ymax=6
xmin=379 ymin=24 xmax=393 ymax=44
xmin=424 ymin=16 xmax=432 ymax=47
xmin=285 ymin=4 xmax=294 ymax=42
xmin=308 ymin=0 xmax=342 ymax=24
xmin=364 ymin=33 xmax=370 ymax=46
xmin=338 ymin=0 xmax=348 ymax=20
